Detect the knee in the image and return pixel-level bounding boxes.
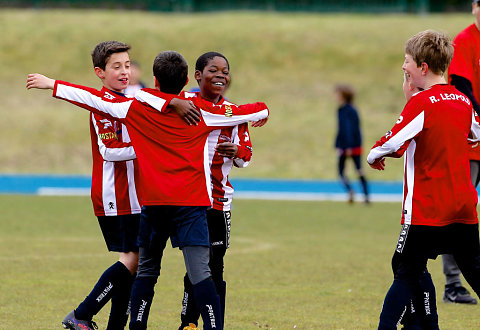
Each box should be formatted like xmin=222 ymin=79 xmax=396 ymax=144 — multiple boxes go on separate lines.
xmin=120 ymin=252 xmax=140 ymax=274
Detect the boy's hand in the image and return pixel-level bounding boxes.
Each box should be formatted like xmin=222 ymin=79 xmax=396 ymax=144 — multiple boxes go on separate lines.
xmin=26 ymin=73 xmax=55 ymax=90
xmin=369 ymin=158 xmax=386 ymax=171
xmin=215 ymin=142 xmax=238 ymax=158
xmin=169 ymin=98 xmax=201 ymax=126
xmin=251 ymin=118 xmax=268 ymax=127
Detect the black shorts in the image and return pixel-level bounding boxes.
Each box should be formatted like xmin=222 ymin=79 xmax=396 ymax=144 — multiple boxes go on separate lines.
xmin=97 ymin=213 xmax=140 ymax=253
xmin=207 ymin=209 xmax=231 ymax=249
xmin=392 ymin=223 xmax=480 ymax=279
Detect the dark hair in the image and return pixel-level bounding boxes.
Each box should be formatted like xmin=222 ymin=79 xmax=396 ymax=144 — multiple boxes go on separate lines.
xmin=91 ymin=41 xmax=130 ymax=70
xmin=153 ymin=51 xmax=188 ymax=95
xmin=335 ymin=84 xmax=355 ymax=103
xmin=195 ymin=52 xmax=229 ymax=72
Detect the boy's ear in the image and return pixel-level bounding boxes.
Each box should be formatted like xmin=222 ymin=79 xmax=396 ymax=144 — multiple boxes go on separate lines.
xmin=420 ymin=62 xmax=429 ymax=76
xmin=194 ymin=70 xmax=202 ymax=82
xmin=154 ymin=76 xmax=160 ymax=90
xmin=94 ymin=67 xmax=105 ymax=80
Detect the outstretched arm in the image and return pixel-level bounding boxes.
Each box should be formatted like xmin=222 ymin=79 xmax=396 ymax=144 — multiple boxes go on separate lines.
xmin=26 ymin=73 xmax=55 ymax=90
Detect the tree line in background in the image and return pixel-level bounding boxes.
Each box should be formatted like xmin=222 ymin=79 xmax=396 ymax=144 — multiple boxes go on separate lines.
xmin=0 ymin=0 xmax=474 ymax=13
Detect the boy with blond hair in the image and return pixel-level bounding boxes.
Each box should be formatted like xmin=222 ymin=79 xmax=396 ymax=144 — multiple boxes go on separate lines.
xmin=368 ymin=30 xmax=480 ymax=329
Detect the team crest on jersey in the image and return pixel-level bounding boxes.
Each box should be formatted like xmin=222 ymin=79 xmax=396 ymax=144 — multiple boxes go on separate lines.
xmin=104 ymin=91 xmax=116 ymax=100
xmin=224 ymin=105 xmax=233 ymax=117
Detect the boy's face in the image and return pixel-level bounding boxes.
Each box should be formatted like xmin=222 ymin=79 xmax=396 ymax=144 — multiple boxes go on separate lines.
xmin=95 ymin=52 xmax=130 ymax=93
xmin=402 ymin=54 xmax=423 ymax=89
xmin=195 ymin=56 xmax=230 ymax=102
xmin=473 ymin=3 xmax=480 ymax=29
xmin=403 ymin=72 xmax=418 ymax=101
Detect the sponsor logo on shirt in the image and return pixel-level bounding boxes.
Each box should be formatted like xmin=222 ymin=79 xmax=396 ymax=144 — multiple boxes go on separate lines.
xmin=99 ymin=132 xmax=118 ymax=140
xmin=225 ymin=105 xmax=233 ymax=117
xmin=104 ymin=91 xmax=116 ymax=100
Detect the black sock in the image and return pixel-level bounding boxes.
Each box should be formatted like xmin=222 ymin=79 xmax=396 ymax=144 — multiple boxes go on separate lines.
xmin=75 ymin=261 xmax=131 ymax=321
xmin=378 ymin=278 xmax=413 ymax=329
xmin=107 ymin=272 xmax=136 ymax=330
xmin=180 ymin=274 xmax=200 ymax=328
xmin=129 ymin=276 xmax=157 ymax=330
xmin=192 ymin=277 xmax=222 ymax=330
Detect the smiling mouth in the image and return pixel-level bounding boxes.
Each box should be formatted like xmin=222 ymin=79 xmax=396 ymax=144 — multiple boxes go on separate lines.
xmin=213 ymin=82 xmax=225 ymax=86
xmin=120 ymin=78 xmax=128 ymax=83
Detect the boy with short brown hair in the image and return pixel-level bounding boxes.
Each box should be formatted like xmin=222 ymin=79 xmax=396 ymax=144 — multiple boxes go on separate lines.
xmin=60 ymin=40 xmax=141 ymax=330
xmin=368 ymin=29 xmax=480 ymax=329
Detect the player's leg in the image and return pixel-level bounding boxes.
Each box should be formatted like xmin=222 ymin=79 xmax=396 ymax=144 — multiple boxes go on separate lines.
xmin=208 ymin=209 xmax=230 ymax=325
xmin=451 ymin=223 xmax=480 ymax=300
xmin=107 ymin=214 xmax=141 ymax=329
xmin=179 ymin=209 xmax=230 ymax=329
xmin=338 ymin=153 xmax=354 ymax=202
xmin=441 ymin=254 xmax=476 ymax=304
xmin=63 ymin=215 xmax=139 ymax=329
xmin=183 ymin=246 xmax=222 ymax=330
xmin=129 ymin=206 xmax=170 ymax=330
xmin=470 ymin=160 xmax=480 ymax=188
xmin=352 ymin=154 xmax=369 ymax=203
xmin=378 ymin=225 xmax=432 ymax=330
xmin=173 ymin=206 xmax=222 ymax=330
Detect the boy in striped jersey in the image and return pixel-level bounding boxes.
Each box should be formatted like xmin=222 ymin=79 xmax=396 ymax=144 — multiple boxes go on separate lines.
xmin=177 ymin=52 xmax=253 ymax=329
xmin=368 ymin=30 xmax=480 ymax=329
xmin=60 ymin=41 xmax=141 ymax=330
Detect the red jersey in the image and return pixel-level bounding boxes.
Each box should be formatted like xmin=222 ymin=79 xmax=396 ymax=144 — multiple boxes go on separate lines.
xmin=182 ymin=92 xmax=253 ymax=211
xmin=90 ymin=88 xmax=141 ymax=216
xmin=53 ymin=81 xmax=268 ymax=207
xmin=448 ymin=23 xmax=480 ymax=160
xmin=367 ymin=84 xmax=478 ymax=226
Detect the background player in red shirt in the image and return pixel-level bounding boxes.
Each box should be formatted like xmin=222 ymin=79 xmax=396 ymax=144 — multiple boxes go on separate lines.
xmin=440 ymin=0 xmax=480 ymax=305
xmin=59 ymin=41 xmax=142 ymax=330
xmin=368 ymin=30 xmax=480 ymax=329
xmin=177 ymin=52 xmax=254 ymax=330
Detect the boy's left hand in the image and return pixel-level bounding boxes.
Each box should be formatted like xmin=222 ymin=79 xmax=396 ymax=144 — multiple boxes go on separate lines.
xmin=26 ymin=73 xmax=55 ymax=90
xmin=251 ymin=118 xmax=268 ymax=127
xmin=215 ymin=142 xmax=238 ymax=158
xmin=369 ymin=158 xmax=386 ymax=171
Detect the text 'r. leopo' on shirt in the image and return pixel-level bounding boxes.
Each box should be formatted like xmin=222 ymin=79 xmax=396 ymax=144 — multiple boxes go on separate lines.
xmin=428 ymin=92 xmax=472 ymax=105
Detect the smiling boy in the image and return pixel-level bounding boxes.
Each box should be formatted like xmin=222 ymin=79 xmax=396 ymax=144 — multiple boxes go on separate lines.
xmin=59 ymin=41 xmax=141 ymax=330
xmin=368 ymin=30 xmax=480 ymax=329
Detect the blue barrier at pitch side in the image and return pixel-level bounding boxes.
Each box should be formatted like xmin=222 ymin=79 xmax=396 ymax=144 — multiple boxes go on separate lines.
xmin=0 ymin=174 xmax=404 ymax=201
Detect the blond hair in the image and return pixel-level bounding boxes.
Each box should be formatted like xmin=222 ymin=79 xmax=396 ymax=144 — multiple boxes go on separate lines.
xmin=405 ymin=30 xmax=453 ymax=75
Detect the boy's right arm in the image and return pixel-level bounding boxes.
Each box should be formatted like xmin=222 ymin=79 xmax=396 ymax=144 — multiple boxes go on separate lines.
xmin=27 ymin=74 xmax=131 ymax=121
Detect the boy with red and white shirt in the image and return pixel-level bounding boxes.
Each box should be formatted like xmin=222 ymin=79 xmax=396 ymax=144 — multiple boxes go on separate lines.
xmin=177 ymin=52 xmax=254 ymax=329
xmin=368 ymin=30 xmax=480 ymax=329
xmin=27 ymin=50 xmax=268 ymax=330
xmin=52 ymin=41 xmax=141 ymax=330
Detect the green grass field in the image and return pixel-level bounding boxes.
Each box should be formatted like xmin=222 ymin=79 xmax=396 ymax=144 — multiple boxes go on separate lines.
xmin=1 ymin=195 xmax=479 ymax=329
xmin=0 ymin=9 xmax=475 ymax=180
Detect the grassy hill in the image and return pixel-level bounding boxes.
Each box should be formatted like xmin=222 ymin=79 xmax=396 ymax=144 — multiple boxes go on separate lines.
xmin=1 ymin=9 xmax=473 ymax=179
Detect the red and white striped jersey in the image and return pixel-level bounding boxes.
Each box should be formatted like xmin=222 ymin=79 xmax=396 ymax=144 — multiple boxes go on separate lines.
xmin=89 ymin=88 xmax=141 ymax=216
xmin=367 ymin=84 xmax=478 ymax=226
xmin=53 ymin=81 xmax=268 ymax=207
xmin=182 ymin=92 xmax=253 ymax=211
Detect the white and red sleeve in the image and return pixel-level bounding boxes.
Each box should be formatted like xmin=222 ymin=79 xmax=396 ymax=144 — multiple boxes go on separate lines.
xmin=367 ymin=98 xmax=424 ymax=164
xmin=91 ymin=113 xmax=136 ymax=161
xmin=53 ymin=80 xmax=132 ymax=121
xmin=233 ymin=123 xmax=252 ymax=168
